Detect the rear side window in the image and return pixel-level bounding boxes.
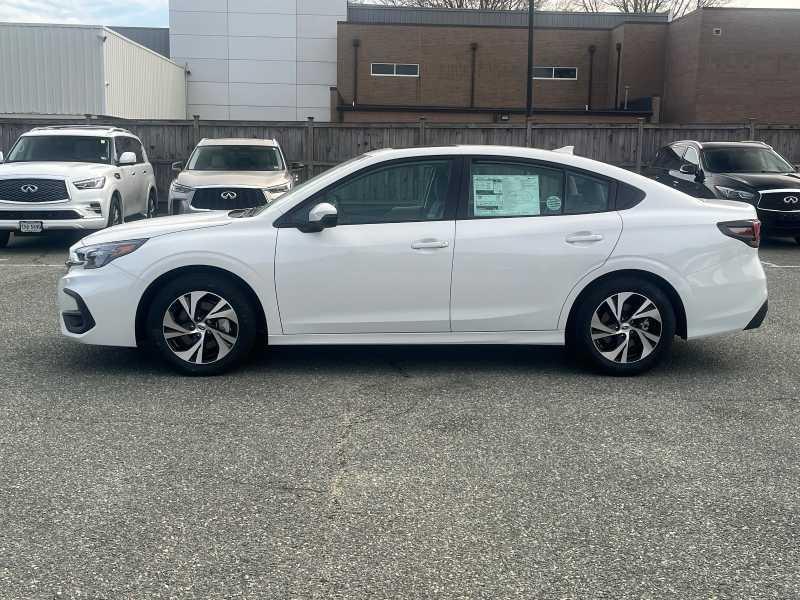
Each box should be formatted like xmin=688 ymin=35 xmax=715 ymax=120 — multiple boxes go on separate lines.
xmin=469 ymin=161 xmax=564 ymax=218
xmin=653 ymin=145 xmax=684 ymax=170
xmin=564 ymin=171 xmax=610 ymax=214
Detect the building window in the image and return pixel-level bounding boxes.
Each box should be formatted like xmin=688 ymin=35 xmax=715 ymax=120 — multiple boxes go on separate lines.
xmin=533 ymin=66 xmax=578 ymax=80
xmin=371 ymin=63 xmax=420 ymax=78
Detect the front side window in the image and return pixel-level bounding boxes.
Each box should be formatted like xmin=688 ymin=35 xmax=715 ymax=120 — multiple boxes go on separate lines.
xmin=469 ymin=161 xmax=564 ymax=218
xmin=6 ymin=136 xmax=111 ymax=164
xmin=703 ymin=147 xmax=794 ymax=174
xmin=187 ymin=146 xmax=284 ymax=171
xmin=653 ymin=145 xmax=684 ymax=170
xmin=306 ymin=159 xmax=452 ymax=226
xmin=116 ymin=137 xmax=144 ymax=163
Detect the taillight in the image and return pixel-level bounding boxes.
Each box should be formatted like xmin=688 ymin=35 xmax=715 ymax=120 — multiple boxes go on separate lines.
xmin=717 ymin=219 xmax=761 ymax=248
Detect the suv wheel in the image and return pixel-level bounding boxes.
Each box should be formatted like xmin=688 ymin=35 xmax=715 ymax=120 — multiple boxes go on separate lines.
xmin=0 ymin=231 xmax=10 ymax=248
xmin=108 ymin=196 xmax=124 ymax=227
xmin=147 ymin=190 xmax=158 ymax=219
xmin=571 ymin=277 xmax=676 ymax=376
xmin=146 ymin=274 xmax=258 ymax=375
xmin=795 ymin=236 xmax=800 ymax=246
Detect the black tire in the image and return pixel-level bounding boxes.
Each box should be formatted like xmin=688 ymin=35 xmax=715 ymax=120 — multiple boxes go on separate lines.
xmin=147 ymin=189 xmax=158 ymax=219
xmin=107 ymin=195 xmax=124 ymax=228
xmin=145 ymin=273 xmax=258 ymax=376
xmin=570 ymin=276 xmax=676 ymax=376
xmin=0 ymin=231 xmax=10 ymax=248
xmin=795 ymin=236 xmax=800 ymax=246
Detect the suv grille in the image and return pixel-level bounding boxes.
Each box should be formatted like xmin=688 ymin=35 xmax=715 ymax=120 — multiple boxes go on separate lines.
xmin=0 ymin=210 xmax=81 ymax=220
xmin=191 ymin=188 xmax=266 ymax=211
xmin=758 ymin=191 xmax=800 ymax=212
xmin=0 ymin=179 xmax=69 ymax=203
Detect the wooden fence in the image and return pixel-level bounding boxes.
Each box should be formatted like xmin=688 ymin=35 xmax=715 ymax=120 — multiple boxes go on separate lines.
xmin=2 ymin=117 xmax=799 ymax=206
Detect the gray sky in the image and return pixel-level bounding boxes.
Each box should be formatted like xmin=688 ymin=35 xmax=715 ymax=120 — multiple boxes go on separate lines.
xmin=0 ymin=0 xmax=798 ymax=27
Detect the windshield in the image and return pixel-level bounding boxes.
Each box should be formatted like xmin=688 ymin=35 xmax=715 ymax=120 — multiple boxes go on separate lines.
xmin=188 ymin=145 xmax=284 ymax=171
xmin=703 ymin=147 xmax=794 ymax=174
xmin=6 ymin=135 xmax=112 ymax=164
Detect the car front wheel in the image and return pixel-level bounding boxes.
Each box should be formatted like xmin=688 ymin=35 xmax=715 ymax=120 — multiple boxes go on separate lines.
xmin=146 ymin=274 xmax=258 ymax=375
xmin=147 ymin=190 xmax=158 ymax=219
xmin=571 ymin=277 xmax=676 ymax=376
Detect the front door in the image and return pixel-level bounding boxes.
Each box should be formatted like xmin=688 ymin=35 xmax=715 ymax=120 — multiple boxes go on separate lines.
xmin=451 ymin=158 xmax=623 ymax=332
xmin=275 ymin=157 xmax=457 ymax=334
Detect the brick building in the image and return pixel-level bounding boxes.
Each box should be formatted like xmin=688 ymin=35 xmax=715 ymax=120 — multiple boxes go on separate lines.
xmin=333 ymin=5 xmax=800 ymax=124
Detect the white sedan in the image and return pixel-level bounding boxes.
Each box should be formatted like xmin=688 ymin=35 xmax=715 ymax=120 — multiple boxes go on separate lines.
xmin=59 ymin=146 xmax=768 ymax=376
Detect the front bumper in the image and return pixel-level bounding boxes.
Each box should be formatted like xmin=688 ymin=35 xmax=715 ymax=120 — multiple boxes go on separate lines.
xmin=757 ymin=209 xmax=800 ymax=237
xmin=58 ymin=263 xmax=140 ymax=347
xmin=0 ymin=204 xmax=106 ymax=231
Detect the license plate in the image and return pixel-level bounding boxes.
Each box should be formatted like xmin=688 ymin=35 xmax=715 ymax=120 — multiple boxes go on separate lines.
xmin=19 ymin=221 xmax=43 ymax=233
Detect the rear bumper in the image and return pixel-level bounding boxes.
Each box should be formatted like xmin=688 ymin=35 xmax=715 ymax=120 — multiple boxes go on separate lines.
xmin=745 ymin=300 xmax=768 ymax=331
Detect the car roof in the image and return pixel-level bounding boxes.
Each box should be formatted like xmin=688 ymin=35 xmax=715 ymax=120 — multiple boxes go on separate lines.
xmin=24 ymin=125 xmax=135 ymax=138
xmin=671 ymin=140 xmax=771 ymax=150
xmin=197 ymin=138 xmax=280 ymax=147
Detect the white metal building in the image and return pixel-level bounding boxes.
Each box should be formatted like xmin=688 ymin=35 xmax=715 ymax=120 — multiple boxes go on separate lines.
xmin=170 ymin=0 xmax=346 ymax=121
xmin=0 ymin=23 xmax=187 ymax=120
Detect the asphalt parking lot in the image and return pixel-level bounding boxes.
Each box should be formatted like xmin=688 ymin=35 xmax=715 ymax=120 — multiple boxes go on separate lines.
xmin=0 ymin=233 xmax=798 ymax=600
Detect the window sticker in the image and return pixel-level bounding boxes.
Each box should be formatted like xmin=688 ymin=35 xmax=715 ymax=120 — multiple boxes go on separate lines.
xmin=546 ymin=195 xmax=562 ymax=212
xmin=473 ymin=174 xmax=540 ymax=217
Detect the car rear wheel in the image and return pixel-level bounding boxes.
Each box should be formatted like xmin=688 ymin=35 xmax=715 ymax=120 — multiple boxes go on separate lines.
xmin=0 ymin=231 xmax=10 ymax=248
xmin=571 ymin=277 xmax=676 ymax=376
xmin=146 ymin=274 xmax=257 ymax=375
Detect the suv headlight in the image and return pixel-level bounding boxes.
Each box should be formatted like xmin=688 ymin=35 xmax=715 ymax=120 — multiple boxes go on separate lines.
xmin=263 ymin=182 xmax=292 ymax=201
xmin=171 ymin=181 xmax=194 ymax=194
xmin=715 ymin=186 xmax=757 ymax=201
xmin=73 ymin=239 xmax=147 ymax=270
xmin=73 ymin=176 xmax=106 ymax=190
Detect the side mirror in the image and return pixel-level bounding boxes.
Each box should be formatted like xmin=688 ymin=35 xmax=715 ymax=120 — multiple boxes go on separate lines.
xmin=301 ymin=202 xmax=338 ymax=233
xmin=171 ymin=161 xmax=184 ymax=172
xmin=290 ymin=161 xmax=306 ymax=170
xmin=118 ymin=151 xmax=136 ymax=166
xmin=679 ymin=163 xmax=697 ymax=176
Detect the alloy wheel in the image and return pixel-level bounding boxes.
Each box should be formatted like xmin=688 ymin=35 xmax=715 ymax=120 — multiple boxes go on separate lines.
xmin=590 ymin=292 xmax=663 ymax=364
xmin=162 ymin=291 xmax=240 ymax=365
xmin=148 ymin=194 xmax=157 ymax=219
xmin=110 ymin=202 xmax=123 ymax=226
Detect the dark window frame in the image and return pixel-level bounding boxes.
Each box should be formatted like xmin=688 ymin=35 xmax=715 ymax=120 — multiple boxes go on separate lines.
xmin=370 ymin=63 xmax=420 ymax=78
xmin=274 ymin=155 xmax=463 ymax=228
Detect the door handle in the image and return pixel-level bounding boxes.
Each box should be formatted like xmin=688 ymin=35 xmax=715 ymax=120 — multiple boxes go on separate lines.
xmin=411 ymin=239 xmax=449 ymax=250
xmin=566 ymin=233 xmax=604 ymax=244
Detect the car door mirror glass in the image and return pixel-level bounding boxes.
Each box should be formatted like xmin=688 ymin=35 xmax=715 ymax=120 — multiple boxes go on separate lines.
xmin=679 ymin=164 xmax=697 ymax=175
xmin=119 ymin=151 xmax=136 ymax=166
xmin=302 ymin=202 xmax=338 ymax=233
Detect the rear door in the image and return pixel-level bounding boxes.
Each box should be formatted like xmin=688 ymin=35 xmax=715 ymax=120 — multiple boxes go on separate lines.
xmin=450 ymin=157 xmax=622 ymax=332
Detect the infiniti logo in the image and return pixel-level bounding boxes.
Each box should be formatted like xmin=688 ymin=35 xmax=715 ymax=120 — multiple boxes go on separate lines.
xmin=220 ymin=191 xmax=238 ymax=200
xmin=784 ymin=196 xmax=799 ymax=205
xmin=20 ymin=184 xmax=38 ymax=193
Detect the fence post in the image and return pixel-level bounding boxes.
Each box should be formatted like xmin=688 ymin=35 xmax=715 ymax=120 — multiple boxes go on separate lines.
xmin=635 ymin=117 xmax=645 ymax=173
xmin=305 ymin=116 xmax=315 ymax=179
xmin=747 ymin=117 xmax=756 ymax=140
xmin=418 ymin=117 xmax=426 ymax=147
xmin=526 ymin=118 xmax=533 ymax=148
xmin=192 ymin=115 xmax=200 ymax=146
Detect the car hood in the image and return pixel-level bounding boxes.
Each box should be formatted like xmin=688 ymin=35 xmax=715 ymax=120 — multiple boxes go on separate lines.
xmin=77 ymin=212 xmax=233 ymax=246
xmin=177 ymin=170 xmax=289 ymax=188
xmin=716 ymin=172 xmax=800 ymax=191
xmin=0 ymin=161 xmax=110 ymax=179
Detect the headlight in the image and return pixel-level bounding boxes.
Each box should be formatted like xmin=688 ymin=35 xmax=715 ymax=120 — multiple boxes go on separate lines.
xmin=171 ymin=181 xmax=194 ymax=194
xmin=263 ymin=182 xmax=292 ymax=202
xmin=715 ymin=186 xmax=757 ymax=201
xmin=74 ymin=239 xmax=148 ymax=270
xmin=73 ymin=176 xmax=106 ymax=190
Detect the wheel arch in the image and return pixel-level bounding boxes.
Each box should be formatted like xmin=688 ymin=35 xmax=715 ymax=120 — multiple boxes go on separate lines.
xmin=565 ymin=269 xmax=688 ymax=341
xmin=135 ymin=265 xmax=268 ymax=345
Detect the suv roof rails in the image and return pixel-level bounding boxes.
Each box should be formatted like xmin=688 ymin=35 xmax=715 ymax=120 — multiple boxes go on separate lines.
xmin=30 ymin=125 xmax=134 ymax=135
xmin=740 ymin=140 xmax=771 ymax=146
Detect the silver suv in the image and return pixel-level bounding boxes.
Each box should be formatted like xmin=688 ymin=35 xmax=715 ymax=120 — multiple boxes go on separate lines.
xmin=168 ymin=138 xmax=297 ymax=215
xmin=0 ymin=125 xmax=158 ymax=248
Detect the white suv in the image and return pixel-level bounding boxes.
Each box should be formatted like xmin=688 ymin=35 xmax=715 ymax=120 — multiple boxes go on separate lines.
xmin=168 ymin=138 xmax=296 ymax=215
xmin=0 ymin=125 xmax=158 ymax=248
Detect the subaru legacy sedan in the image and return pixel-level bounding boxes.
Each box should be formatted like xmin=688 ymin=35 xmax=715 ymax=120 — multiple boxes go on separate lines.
xmin=59 ymin=146 xmax=768 ymax=376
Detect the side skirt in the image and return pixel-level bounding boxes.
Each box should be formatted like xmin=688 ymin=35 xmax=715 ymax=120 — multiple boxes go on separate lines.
xmin=268 ymin=330 xmax=565 ymax=346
